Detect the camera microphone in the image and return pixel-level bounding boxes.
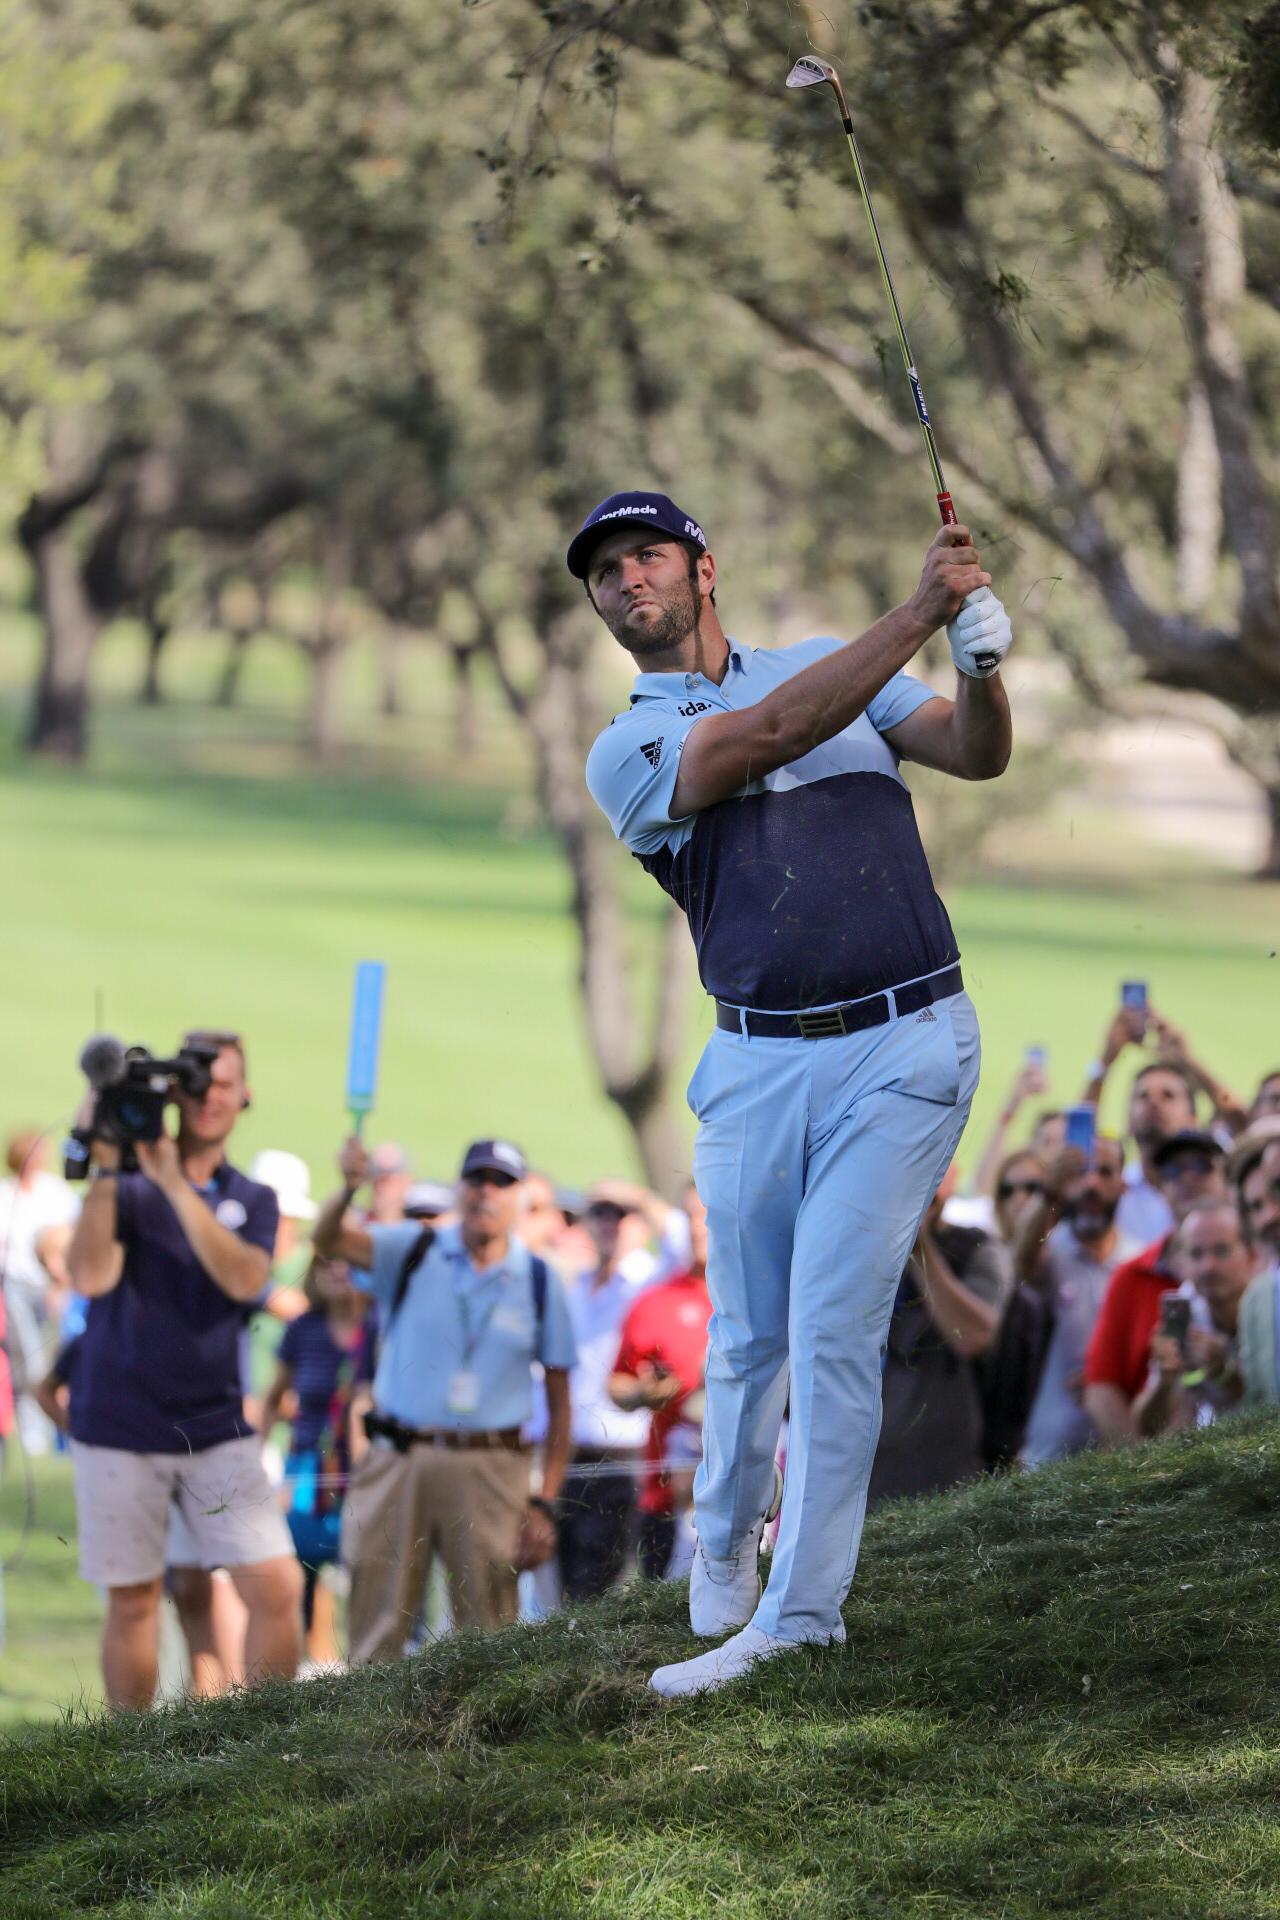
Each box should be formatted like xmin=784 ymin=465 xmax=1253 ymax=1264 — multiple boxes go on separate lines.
xmin=79 ymin=1033 xmax=128 ymax=1090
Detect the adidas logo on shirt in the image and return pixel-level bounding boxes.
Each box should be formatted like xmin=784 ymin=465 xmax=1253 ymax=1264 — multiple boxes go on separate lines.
xmin=640 ymin=739 xmax=664 ymax=769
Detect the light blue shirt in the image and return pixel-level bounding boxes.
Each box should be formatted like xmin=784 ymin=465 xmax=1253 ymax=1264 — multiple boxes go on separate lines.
xmin=358 ymin=1222 xmax=577 ymax=1431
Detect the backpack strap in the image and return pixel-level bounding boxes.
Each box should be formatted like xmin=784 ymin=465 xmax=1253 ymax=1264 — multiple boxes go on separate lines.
xmin=389 ymin=1226 xmax=436 ymax=1326
xmin=531 ymin=1255 xmax=549 ymax=1352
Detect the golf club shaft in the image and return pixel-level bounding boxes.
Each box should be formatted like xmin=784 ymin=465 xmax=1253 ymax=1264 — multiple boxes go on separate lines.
xmin=834 ymin=106 xmax=956 ymax=527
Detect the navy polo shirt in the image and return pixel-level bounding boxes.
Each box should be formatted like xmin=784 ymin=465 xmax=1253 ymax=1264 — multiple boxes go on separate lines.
xmin=586 ymin=637 xmax=957 ymax=1011
xmin=70 ymin=1162 xmax=278 ymax=1454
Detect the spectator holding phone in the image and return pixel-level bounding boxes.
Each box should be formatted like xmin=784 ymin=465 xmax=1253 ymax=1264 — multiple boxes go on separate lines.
xmin=1080 ymin=992 xmax=1243 ymax=1241
xmin=1134 ymin=1201 xmax=1258 ymax=1437
xmin=1018 ymin=1136 xmax=1138 ymax=1467
xmin=1082 ymin=1130 xmax=1228 ymax=1446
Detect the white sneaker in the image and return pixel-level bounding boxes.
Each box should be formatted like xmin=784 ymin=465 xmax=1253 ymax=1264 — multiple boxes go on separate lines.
xmin=649 ymin=1625 xmax=792 ymax=1698
xmin=689 ymin=1463 xmax=785 ymax=1638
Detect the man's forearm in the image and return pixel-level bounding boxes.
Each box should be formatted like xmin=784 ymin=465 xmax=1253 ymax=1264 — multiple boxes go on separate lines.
xmin=66 ymin=1180 xmax=123 ymax=1296
xmin=673 ymin=603 xmax=930 ymax=813
xmin=164 ymin=1184 xmax=267 ymax=1302
xmin=1083 ymin=1382 xmax=1137 ymax=1447
xmin=541 ymin=1386 xmax=573 ymax=1503
xmin=313 ymin=1186 xmax=354 ymax=1260
xmin=751 ymin=603 xmax=930 ymax=765
xmin=948 ymin=671 xmax=1012 ymax=779
xmin=915 ymin=1235 xmax=999 ymax=1357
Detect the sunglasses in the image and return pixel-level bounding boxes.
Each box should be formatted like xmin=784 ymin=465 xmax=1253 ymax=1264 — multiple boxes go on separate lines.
xmin=1162 ymin=1156 xmax=1218 ymax=1179
xmin=998 ymin=1179 xmax=1047 ymax=1200
xmin=461 ymin=1169 xmax=519 ymax=1190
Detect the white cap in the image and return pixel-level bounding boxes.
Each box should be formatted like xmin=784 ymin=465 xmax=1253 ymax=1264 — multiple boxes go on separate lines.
xmin=249 ymin=1149 xmax=318 ymax=1222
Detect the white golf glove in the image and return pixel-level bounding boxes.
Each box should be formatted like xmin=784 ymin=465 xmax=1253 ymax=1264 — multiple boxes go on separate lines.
xmin=947 ymin=586 xmax=1013 ymax=679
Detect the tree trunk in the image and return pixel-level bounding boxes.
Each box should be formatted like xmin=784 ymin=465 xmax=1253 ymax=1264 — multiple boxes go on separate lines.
xmin=451 ymin=643 xmax=479 ymax=757
xmin=139 ymin=608 xmax=170 ymax=705
xmin=379 ymin=624 xmax=404 ymax=718
xmin=1255 ymin=781 xmax=1280 ymax=882
xmin=214 ymin=627 xmax=254 ymax=707
xmin=306 ymin=639 xmax=343 ymax=759
xmin=23 ymin=524 xmax=103 ymax=760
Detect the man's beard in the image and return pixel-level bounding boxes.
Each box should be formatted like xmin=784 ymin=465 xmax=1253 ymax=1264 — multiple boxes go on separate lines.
xmin=1064 ymin=1195 xmax=1116 ymax=1239
xmin=604 ymin=573 xmax=700 ymax=656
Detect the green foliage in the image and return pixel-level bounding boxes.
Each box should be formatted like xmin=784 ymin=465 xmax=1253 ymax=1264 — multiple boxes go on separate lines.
xmin=7 ymin=1418 xmax=1280 ymax=1914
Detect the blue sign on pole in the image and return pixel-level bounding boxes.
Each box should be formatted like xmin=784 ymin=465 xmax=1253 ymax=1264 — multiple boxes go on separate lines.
xmin=345 ymin=961 xmax=386 ymax=1135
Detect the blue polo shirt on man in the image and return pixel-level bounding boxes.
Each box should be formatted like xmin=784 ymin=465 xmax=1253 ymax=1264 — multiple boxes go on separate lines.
xmin=359 ymin=1222 xmax=577 ymax=1431
xmin=70 ymin=1163 xmax=278 ymax=1454
xmin=586 ymin=637 xmax=955 ymax=1012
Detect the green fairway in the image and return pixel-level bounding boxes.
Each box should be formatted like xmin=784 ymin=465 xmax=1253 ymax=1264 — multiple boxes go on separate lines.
xmin=0 ymin=1454 xmax=102 ymax=1725
xmin=6 ymin=1418 xmax=1280 ymax=1916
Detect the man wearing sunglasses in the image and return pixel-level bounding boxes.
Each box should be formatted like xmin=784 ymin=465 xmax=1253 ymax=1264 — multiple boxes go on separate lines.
xmin=315 ymin=1136 xmax=577 ymax=1663
xmin=1082 ymin=1129 xmax=1227 ymax=1447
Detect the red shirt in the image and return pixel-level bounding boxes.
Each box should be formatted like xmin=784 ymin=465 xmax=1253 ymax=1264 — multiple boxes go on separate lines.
xmin=1083 ymin=1235 xmax=1177 ymax=1403
xmin=613 ymin=1270 xmax=712 ymax=1516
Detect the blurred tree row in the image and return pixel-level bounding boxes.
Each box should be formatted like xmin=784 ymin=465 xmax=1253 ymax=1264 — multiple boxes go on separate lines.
xmin=3 ymin=0 xmax=1277 ymax=1181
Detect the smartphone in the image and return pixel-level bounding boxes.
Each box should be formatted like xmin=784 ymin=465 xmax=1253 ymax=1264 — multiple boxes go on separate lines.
xmin=1159 ymin=1295 xmax=1191 ymax=1350
xmin=1122 ymin=980 xmax=1149 ymax=1035
xmin=1064 ymin=1105 xmax=1096 ymax=1154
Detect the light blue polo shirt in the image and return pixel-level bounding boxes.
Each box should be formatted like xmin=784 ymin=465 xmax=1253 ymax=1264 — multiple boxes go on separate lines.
xmin=585 ymin=637 xmax=954 ymax=1012
xmin=358 ymin=1222 xmax=577 ymax=1431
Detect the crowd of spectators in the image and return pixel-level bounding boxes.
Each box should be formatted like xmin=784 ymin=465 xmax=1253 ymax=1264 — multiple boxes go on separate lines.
xmin=0 ymin=994 xmax=1277 ymax=1708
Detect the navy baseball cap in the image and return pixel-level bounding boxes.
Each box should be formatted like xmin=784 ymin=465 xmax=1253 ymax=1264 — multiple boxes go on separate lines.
xmin=566 ymin=490 xmax=709 ymax=580
xmin=460 ymin=1138 xmax=527 ymax=1182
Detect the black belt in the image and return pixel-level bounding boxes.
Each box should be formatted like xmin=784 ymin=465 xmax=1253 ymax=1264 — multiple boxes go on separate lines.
xmin=715 ymin=965 xmax=963 ymax=1041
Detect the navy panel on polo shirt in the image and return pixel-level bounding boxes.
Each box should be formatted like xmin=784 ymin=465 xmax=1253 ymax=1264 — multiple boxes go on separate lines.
xmin=70 ymin=1163 xmax=278 ymax=1454
xmin=585 ymin=637 xmax=957 ymax=1011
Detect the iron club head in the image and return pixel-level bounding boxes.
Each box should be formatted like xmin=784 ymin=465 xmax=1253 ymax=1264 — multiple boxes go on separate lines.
xmin=785 ymin=55 xmax=837 ymax=89
xmin=785 ymin=53 xmax=850 ymax=118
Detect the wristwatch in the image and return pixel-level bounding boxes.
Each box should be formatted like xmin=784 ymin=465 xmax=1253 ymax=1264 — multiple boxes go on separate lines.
xmin=87 ymin=1164 xmax=120 ymax=1182
xmin=528 ymin=1495 xmax=558 ymax=1521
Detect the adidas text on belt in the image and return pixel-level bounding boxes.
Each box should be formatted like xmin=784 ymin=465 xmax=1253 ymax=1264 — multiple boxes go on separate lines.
xmin=715 ymin=965 xmax=963 ymax=1041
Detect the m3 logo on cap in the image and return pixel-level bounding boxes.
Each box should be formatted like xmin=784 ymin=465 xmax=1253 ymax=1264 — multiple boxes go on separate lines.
xmin=640 ymin=739 xmax=664 ymax=769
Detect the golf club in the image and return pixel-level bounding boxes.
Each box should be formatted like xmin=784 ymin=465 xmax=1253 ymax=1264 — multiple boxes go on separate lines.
xmin=786 ymin=53 xmax=997 ymax=668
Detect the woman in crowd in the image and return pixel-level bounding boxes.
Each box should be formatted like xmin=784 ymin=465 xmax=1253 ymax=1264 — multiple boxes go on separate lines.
xmin=260 ymin=1254 xmax=372 ymax=1670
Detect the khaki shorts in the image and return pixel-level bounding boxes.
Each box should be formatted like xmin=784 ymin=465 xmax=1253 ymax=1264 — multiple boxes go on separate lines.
xmin=72 ymin=1436 xmax=293 ymax=1588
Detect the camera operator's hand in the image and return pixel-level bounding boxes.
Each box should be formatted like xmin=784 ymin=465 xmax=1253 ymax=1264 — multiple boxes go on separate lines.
xmin=338 ymin=1136 xmax=371 ymax=1193
xmin=134 ymin=1130 xmax=184 ymax=1197
xmin=73 ymin=1091 xmax=121 ymax=1171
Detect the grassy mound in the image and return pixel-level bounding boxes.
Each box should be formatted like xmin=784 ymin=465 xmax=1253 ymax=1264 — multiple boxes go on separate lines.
xmin=4 ymin=1419 xmax=1280 ymax=1918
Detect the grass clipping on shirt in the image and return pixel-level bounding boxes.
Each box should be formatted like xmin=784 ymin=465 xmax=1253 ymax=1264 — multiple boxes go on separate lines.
xmin=5 ymin=1417 xmax=1280 ymax=1917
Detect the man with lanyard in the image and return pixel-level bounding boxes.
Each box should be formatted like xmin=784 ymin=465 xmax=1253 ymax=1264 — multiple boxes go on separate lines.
xmin=66 ymin=1029 xmax=301 ymax=1709
xmin=316 ymin=1136 xmax=576 ymax=1663
xmin=570 ymin=491 xmax=1014 ymax=1694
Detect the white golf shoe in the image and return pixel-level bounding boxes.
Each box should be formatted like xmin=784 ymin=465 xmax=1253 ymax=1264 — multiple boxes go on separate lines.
xmin=649 ymin=1625 xmax=793 ymax=1699
xmin=689 ymin=1463 xmax=784 ymax=1638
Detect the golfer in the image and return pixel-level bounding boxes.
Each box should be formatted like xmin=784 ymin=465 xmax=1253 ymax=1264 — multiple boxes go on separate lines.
xmin=570 ymin=490 xmax=1013 ymax=1695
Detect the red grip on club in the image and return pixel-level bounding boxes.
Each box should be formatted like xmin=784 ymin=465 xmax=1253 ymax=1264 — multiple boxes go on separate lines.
xmin=936 ymin=491 xmax=958 ymax=526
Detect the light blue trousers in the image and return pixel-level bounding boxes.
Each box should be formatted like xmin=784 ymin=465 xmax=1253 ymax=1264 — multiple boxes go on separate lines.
xmin=690 ymin=989 xmax=981 ymax=1643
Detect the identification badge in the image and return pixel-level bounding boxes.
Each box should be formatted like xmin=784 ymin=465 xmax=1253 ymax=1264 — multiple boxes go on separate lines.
xmin=447 ymin=1370 xmax=480 ymax=1416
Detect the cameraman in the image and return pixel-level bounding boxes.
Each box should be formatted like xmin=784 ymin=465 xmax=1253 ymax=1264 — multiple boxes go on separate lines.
xmin=66 ymin=1029 xmax=301 ymax=1710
